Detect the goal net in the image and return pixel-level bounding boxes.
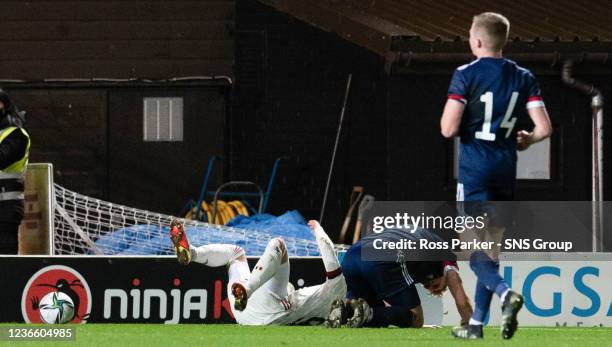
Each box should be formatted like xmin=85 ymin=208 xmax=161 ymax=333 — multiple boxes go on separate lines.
xmin=22 ymin=163 xmax=343 ymax=257
xmin=53 ymin=183 xmax=335 ymax=256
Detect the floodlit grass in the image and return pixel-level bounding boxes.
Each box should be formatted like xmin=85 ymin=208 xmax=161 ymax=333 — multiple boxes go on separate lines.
xmin=0 ymin=324 xmax=610 ymax=347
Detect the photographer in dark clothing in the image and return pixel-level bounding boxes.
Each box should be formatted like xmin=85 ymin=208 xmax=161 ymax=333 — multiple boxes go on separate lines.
xmin=0 ymin=89 xmax=30 ymax=254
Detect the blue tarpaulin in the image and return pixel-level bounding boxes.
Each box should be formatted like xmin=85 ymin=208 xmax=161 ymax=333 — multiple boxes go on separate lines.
xmin=93 ymin=210 xmax=319 ymax=256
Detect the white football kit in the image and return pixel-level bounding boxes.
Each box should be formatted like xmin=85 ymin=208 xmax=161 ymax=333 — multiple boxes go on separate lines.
xmin=227 ymin=254 xmax=346 ymax=325
xmin=190 ymin=223 xmax=346 ymax=325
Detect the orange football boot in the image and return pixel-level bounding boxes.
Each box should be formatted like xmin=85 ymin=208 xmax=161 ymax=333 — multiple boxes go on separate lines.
xmin=169 ymin=219 xmax=191 ymax=265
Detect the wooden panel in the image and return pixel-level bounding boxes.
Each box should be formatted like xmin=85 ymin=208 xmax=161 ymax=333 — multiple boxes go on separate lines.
xmin=0 ymin=21 xmax=230 ymax=41
xmin=0 ymin=40 xmax=233 ymax=60
xmin=75 ymin=1 xmax=234 ymax=21
xmin=0 ymin=59 xmax=233 ymax=79
xmin=0 ymin=1 xmax=235 ymax=78
xmin=2 ymin=1 xmax=234 ymax=21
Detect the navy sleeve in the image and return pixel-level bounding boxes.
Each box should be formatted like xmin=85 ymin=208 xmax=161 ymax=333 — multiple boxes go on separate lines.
xmin=0 ymin=129 xmax=28 ymax=170
xmin=525 ymin=72 xmax=545 ymax=109
xmin=447 ymin=68 xmax=468 ymax=104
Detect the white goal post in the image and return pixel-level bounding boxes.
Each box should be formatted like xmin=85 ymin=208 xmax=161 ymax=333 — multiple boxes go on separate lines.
xmin=18 ymin=163 xmax=54 ymax=255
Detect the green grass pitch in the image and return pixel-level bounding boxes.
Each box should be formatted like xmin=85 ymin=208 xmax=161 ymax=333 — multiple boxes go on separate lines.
xmin=1 ymin=324 xmax=611 ymax=347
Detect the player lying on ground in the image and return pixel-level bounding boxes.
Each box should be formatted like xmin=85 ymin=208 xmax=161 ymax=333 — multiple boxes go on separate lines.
xmin=327 ymin=227 xmax=473 ymax=328
xmin=440 ymin=12 xmax=552 ymax=340
xmin=169 ymin=219 xmax=346 ymax=325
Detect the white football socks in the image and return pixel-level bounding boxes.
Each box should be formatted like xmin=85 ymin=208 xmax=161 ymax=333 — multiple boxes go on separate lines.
xmin=311 ymin=223 xmax=341 ymax=273
xmin=500 ymin=289 xmax=510 ymax=303
xmin=469 ymin=318 xmax=484 ymax=326
xmin=244 ymin=238 xmax=285 ymax=296
xmin=190 ymin=244 xmax=245 ymax=267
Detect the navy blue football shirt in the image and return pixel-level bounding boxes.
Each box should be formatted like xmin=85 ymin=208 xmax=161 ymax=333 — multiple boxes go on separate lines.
xmin=448 ymin=57 xmax=545 ymax=190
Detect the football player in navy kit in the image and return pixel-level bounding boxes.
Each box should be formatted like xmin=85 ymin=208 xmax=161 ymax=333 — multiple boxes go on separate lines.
xmin=327 ymin=228 xmax=472 ymax=329
xmin=440 ymin=12 xmax=552 ymax=340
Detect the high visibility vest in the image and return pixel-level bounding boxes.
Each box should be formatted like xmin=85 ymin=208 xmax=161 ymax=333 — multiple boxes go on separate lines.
xmin=0 ymin=126 xmax=30 ymax=201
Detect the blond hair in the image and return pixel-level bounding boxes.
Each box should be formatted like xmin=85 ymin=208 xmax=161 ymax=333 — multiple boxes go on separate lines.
xmin=472 ymin=12 xmax=510 ymax=51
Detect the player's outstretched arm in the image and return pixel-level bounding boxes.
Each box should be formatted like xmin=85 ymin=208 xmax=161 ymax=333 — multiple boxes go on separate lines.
xmin=445 ymin=270 xmax=473 ymax=326
xmin=517 ymin=106 xmax=552 ymax=151
xmin=410 ymin=305 xmax=424 ymax=328
xmin=440 ymin=99 xmax=466 ymax=138
xmin=308 ymin=220 xmax=343 ymax=276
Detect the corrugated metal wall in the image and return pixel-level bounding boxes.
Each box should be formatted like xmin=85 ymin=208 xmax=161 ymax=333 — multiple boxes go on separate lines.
xmin=257 ymin=0 xmax=612 ymax=56
xmin=349 ymin=0 xmax=612 ymax=42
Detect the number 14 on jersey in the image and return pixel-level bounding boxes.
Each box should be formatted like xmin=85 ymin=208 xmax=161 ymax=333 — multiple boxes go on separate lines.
xmin=475 ymin=91 xmax=518 ymax=141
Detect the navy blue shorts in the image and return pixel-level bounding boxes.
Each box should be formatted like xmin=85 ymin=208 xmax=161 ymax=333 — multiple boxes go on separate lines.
xmin=342 ymin=242 xmax=421 ymax=310
xmin=457 ymin=182 xmax=514 ymax=202
xmin=457 ymin=182 xmax=516 ymax=228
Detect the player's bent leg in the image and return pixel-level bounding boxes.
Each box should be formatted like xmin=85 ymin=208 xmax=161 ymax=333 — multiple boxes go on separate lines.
xmin=186 ymin=244 xmax=251 ymax=319
xmin=469 ymin=279 xmax=493 ymax=328
xmin=169 ymin=219 xmax=191 ymax=265
xmin=483 ymin=225 xmax=505 ymax=261
xmin=228 ymin=255 xmax=251 ymax=285
xmin=231 ymin=282 xmax=249 ymax=312
xmin=278 ymin=270 xmax=346 ymax=326
xmin=246 ymin=237 xmax=288 ymax=295
xmin=190 ymin=244 xmax=245 ymax=267
xmin=469 ymin=251 xmax=510 ymax=301
xmin=345 ymin=292 xmax=422 ymax=329
xmin=362 ymin=285 xmax=422 ymax=328
xmin=227 ymin=257 xmax=251 ymax=319
xmin=469 ymin=250 xmax=524 ymax=339
xmin=260 ymin=256 xmax=290 ymax=305
xmin=340 ymin=242 xmax=375 ymax=301
xmin=234 ymin=237 xmax=287 ymax=311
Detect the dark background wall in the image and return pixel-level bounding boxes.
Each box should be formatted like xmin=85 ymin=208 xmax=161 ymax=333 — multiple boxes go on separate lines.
xmin=107 ymin=87 xmax=227 ymax=213
xmin=0 ymin=0 xmax=235 ymax=215
xmin=7 ymin=84 xmax=228 ymax=215
xmin=234 ymin=0 xmax=388 ymax=236
xmin=0 ymin=0 xmax=234 ymax=79
xmin=7 ymin=89 xmax=108 ymax=198
xmin=235 ymin=0 xmax=612 ymax=240
xmin=387 ymin=71 xmax=612 ymax=202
